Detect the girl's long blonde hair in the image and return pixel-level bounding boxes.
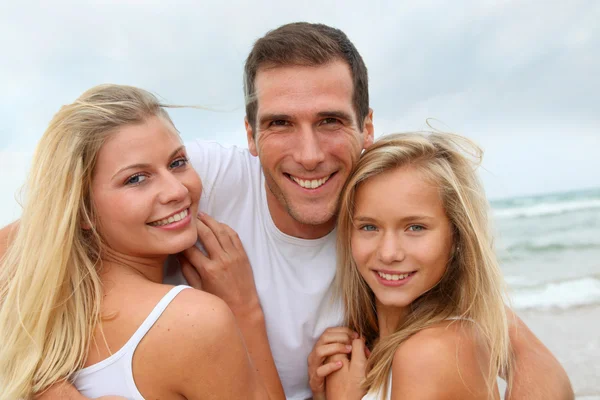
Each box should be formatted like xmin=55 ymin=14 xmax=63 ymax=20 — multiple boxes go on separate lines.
xmin=0 ymin=84 xmax=176 ymax=399
xmin=336 ymin=132 xmax=512 ymax=397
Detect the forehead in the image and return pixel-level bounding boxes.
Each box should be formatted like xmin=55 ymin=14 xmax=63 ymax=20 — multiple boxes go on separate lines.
xmin=254 ymin=60 xmax=355 ymax=118
xmin=95 ymin=116 xmax=181 ymax=173
xmin=355 ymin=166 xmax=444 ymax=215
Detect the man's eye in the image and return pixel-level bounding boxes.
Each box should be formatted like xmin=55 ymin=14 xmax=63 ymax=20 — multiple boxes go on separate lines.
xmin=125 ymin=174 xmax=147 ymax=185
xmin=322 ymin=118 xmax=340 ymax=125
xmin=170 ymin=157 xmax=188 ymax=169
xmin=270 ymin=120 xmax=289 ymax=127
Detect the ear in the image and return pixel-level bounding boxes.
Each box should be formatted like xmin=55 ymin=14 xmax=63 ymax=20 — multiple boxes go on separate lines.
xmin=362 ymin=108 xmax=374 ymax=150
xmin=245 ymin=117 xmax=258 ymax=157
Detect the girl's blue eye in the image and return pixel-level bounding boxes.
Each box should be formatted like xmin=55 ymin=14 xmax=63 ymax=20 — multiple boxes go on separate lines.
xmin=125 ymin=174 xmax=146 ymax=185
xmin=170 ymin=157 xmax=188 ymax=169
xmin=408 ymin=225 xmax=424 ymax=232
xmin=361 ymin=224 xmax=377 ymax=232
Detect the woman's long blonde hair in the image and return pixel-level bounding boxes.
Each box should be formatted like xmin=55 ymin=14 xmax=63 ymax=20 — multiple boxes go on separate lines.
xmin=337 ymin=132 xmax=512 ymax=397
xmin=0 ymin=84 xmax=176 ymax=399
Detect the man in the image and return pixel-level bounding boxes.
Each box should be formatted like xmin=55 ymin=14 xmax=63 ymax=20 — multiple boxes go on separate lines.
xmin=0 ymin=22 xmax=572 ymax=399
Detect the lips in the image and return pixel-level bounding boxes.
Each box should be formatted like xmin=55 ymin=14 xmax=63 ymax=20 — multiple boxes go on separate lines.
xmin=373 ymin=270 xmax=416 ymax=286
xmin=285 ymin=172 xmax=336 ymax=190
xmin=148 ymin=208 xmax=189 ymax=227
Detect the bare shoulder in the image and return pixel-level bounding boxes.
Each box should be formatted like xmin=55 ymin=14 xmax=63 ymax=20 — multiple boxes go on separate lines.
xmin=159 ymin=287 xmax=237 ymax=345
xmin=133 ymin=287 xmax=249 ymax=397
xmin=390 ymin=321 xmax=497 ymax=400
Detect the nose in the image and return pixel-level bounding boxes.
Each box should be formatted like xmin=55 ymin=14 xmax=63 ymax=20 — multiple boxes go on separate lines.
xmin=377 ymin=231 xmax=405 ymax=265
xmin=158 ymin=171 xmax=189 ymax=204
xmin=292 ymin=126 xmax=326 ymax=171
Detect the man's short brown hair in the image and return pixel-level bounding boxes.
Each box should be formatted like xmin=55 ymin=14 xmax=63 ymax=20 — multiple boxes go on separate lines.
xmin=244 ymin=22 xmax=369 ymax=133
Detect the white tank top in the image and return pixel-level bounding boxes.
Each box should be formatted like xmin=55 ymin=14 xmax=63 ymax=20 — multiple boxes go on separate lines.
xmin=72 ymin=285 xmax=191 ymax=399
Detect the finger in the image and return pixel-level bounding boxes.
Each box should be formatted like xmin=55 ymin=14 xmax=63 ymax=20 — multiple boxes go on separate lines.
xmin=313 ymin=342 xmax=353 ymax=361
xmin=182 ymin=245 xmax=211 ymax=277
xmin=179 ymin=255 xmax=203 ymax=289
xmin=351 ymin=338 xmax=367 ymax=366
xmin=316 ymin=360 xmax=344 ymax=378
xmin=199 ymin=213 xmax=236 ymax=253
xmin=321 ymin=327 xmax=359 ymax=339
xmin=364 ymin=345 xmax=372 ymax=358
xmin=194 ymin=216 xmax=223 ymax=259
xmin=316 ymin=331 xmax=355 ymax=346
xmin=222 ymin=224 xmax=246 ymax=255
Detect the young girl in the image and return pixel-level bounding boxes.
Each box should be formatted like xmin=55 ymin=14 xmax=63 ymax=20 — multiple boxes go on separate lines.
xmin=316 ymin=132 xmax=513 ymax=399
xmin=0 ymin=85 xmax=270 ymax=399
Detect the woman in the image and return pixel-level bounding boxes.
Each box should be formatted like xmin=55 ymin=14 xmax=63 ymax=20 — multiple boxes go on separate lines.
xmin=0 ymin=84 xmax=269 ymax=399
xmin=312 ymin=133 xmax=513 ymax=399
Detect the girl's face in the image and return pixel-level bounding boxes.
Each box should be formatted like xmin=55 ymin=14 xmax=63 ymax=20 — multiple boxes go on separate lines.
xmin=91 ymin=115 xmax=202 ymax=260
xmin=351 ymin=165 xmax=453 ymax=311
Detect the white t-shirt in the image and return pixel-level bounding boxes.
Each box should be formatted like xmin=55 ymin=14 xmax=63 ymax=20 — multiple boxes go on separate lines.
xmin=165 ymin=140 xmax=343 ymax=400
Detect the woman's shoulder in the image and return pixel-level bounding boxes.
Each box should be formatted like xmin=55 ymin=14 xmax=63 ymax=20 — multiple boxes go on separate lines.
xmin=390 ymin=320 xmax=494 ymax=399
xmin=158 ymin=286 xmax=236 ymax=341
xmin=132 ymin=286 xmax=242 ymax=391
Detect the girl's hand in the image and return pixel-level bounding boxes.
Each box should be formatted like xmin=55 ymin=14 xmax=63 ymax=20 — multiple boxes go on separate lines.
xmin=308 ymin=327 xmax=358 ymax=400
xmin=326 ymin=338 xmax=369 ymax=400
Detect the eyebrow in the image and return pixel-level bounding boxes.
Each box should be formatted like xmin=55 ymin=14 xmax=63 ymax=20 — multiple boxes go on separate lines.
xmin=258 ymin=114 xmax=292 ymax=126
xmin=258 ymin=110 xmax=355 ymax=126
xmin=316 ymin=110 xmax=354 ymax=123
xmin=112 ymin=145 xmax=186 ymax=179
xmin=353 ymin=215 xmax=434 ymax=223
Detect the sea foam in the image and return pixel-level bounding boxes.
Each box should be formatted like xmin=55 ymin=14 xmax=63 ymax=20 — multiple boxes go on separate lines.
xmin=509 ymin=277 xmax=600 ymax=310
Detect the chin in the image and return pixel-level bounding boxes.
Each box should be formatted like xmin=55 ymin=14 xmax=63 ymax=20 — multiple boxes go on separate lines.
xmin=166 ymin=233 xmax=198 ymax=254
xmin=291 ymin=204 xmax=337 ymax=226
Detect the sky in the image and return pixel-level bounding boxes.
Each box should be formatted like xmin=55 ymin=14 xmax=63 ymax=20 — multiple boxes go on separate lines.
xmin=0 ymin=0 xmax=598 ymax=226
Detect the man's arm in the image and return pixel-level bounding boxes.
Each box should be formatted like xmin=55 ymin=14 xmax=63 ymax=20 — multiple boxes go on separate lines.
xmin=180 ymin=213 xmax=285 ymax=400
xmin=505 ymin=307 xmax=574 ymax=400
xmin=0 ymin=220 xmax=19 ymax=260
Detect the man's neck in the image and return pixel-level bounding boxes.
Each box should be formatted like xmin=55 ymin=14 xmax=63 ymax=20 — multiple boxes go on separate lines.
xmin=265 ymin=184 xmax=335 ymax=240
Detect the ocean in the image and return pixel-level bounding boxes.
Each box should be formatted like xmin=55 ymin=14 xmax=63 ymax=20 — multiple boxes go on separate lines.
xmin=491 ymin=187 xmax=600 ymax=311
xmin=491 ymin=188 xmax=600 ymax=398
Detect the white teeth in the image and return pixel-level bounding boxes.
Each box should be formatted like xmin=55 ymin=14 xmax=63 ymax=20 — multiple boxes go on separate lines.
xmin=149 ymin=209 xmax=188 ymax=226
xmin=377 ymin=271 xmax=411 ymax=281
xmin=290 ymin=175 xmax=331 ymax=189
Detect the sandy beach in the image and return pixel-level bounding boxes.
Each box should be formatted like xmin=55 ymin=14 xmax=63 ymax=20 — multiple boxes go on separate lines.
xmin=518 ymin=306 xmax=600 ymax=399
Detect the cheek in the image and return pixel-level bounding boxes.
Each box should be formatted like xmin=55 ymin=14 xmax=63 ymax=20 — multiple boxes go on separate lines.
xmin=185 ymin=170 xmax=203 ymax=202
xmin=416 ymin=238 xmax=451 ymax=277
xmin=94 ymin=191 xmax=149 ymax=234
xmin=350 ymin=235 xmax=373 ymax=272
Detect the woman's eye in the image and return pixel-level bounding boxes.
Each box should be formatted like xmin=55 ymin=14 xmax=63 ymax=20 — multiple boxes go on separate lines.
xmin=408 ymin=225 xmax=425 ymax=232
xmin=125 ymin=174 xmax=146 ymax=185
xmin=360 ymin=224 xmax=377 ymax=232
xmin=170 ymin=157 xmax=188 ymax=169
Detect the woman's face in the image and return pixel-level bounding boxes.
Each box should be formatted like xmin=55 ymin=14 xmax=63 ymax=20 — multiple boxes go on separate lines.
xmin=91 ymin=115 xmax=202 ymax=259
xmin=350 ymin=165 xmax=453 ymax=310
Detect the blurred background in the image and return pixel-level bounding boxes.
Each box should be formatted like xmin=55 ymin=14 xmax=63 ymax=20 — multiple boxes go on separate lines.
xmin=1 ymin=1 xmax=598 ymax=397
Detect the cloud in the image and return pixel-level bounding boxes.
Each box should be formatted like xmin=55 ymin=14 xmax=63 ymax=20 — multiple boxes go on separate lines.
xmin=0 ymin=0 xmax=598 ymax=225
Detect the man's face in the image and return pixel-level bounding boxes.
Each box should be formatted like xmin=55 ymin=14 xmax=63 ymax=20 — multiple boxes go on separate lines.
xmin=246 ymin=60 xmax=374 ymax=238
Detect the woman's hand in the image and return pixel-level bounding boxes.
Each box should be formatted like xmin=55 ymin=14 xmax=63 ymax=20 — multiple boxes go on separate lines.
xmin=308 ymin=327 xmax=358 ymax=400
xmin=326 ymin=338 xmax=369 ymax=400
xmin=178 ymin=212 xmax=260 ymax=315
